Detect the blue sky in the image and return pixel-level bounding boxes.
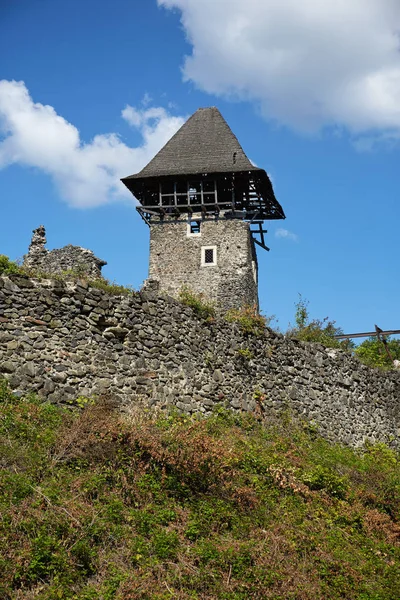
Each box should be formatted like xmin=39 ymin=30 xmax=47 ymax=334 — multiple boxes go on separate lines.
xmin=1 ymin=0 xmax=400 ymax=334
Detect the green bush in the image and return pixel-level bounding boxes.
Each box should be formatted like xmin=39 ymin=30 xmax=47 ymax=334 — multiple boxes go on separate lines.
xmin=88 ymin=278 xmax=136 ymax=296
xmin=288 ymin=295 xmax=351 ymax=350
xmin=152 ymin=529 xmax=180 ymax=559
xmin=355 ymin=337 xmax=400 ymax=370
xmin=179 ymin=286 xmax=216 ymax=320
xmin=302 ymin=464 xmax=348 ymax=499
xmin=25 ymin=533 xmax=68 ymax=585
xmin=0 ymin=254 xmax=22 ymax=275
xmin=225 ymin=305 xmax=269 ymax=336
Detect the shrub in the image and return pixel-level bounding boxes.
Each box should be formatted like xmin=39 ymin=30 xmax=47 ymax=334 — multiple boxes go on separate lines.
xmin=355 ymin=337 xmax=400 ymax=370
xmin=25 ymin=533 xmax=68 ymax=584
xmin=302 ymin=464 xmax=348 ymax=499
xmin=179 ymin=286 xmax=216 ymax=320
xmin=0 ymin=255 xmax=22 ymax=275
xmin=152 ymin=529 xmax=180 ymax=559
xmin=288 ymin=295 xmax=351 ymax=350
xmin=225 ymin=305 xmax=269 ymax=336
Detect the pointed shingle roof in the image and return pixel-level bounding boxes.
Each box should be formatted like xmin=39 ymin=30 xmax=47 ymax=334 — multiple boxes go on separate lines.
xmin=121 ymin=106 xmax=285 ymax=221
xmin=123 ymin=107 xmax=259 ymax=180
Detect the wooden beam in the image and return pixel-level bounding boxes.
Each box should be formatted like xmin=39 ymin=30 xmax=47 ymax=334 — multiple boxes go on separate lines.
xmin=253 ymin=239 xmax=270 ymax=251
xmin=335 ymin=328 xmax=400 ymax=340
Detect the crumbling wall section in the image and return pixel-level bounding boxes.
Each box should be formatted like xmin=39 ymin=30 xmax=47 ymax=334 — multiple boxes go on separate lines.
xmin=23 ymin=226 xmax=106 ymax=279
xmin=1 ymin=274 xmax=400 ymax=448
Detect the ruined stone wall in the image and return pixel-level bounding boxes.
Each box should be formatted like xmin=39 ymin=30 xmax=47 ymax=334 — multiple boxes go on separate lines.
xmin=149 ymin=218 xmax=258 ymax=311
xmin=1 ymin=274 xmax=400 ymax=448
xmin=23 ymin=226 xmax=107 ymax=279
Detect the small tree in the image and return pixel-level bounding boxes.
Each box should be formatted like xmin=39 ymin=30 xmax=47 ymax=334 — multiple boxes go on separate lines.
xmin=355 ymin=337 xmax=400 ymax=369
xmin=289 ymin=295 xmax=351 ymax=350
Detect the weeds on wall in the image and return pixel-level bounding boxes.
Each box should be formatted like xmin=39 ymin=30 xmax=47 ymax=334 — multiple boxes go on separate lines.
xmin=1 ymin=378 xmax=400 ymax=599
xmin=86 ymin=278 xmax=136 ymax=296
xmin=288 ymin=295 xmax=352 ymax=350
xmin=13 ymin=262 xmax=136 ymax=296
xmin=237 ymin=347 xmax=254 ymax=361
xmin=225 ymin=305 xmax=271 ymax=337
xmin=179 ymin=286 xmax=216 ymax=321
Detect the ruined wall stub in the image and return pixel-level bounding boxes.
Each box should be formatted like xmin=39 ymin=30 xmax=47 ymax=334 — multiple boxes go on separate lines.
xmin=23 ymin=226 xmax=107 ymax=279
xmin=148 ymin=218 xmax=258 ymax=311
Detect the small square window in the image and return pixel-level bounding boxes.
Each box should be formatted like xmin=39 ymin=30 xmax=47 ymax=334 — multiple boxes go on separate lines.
xmin=201 ymin=246 xmax=217 ymax=267
xmin=205 ymin=248 xmax=214 ymax=263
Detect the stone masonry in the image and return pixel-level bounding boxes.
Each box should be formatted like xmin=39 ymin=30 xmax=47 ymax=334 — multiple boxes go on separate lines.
xmin=1 ymin=273 xmax=400 ymax=449
xmin=23 ymin=225 xmax=107 ymax=279
xmin=149 ymin=217 xmax=258 ymax=311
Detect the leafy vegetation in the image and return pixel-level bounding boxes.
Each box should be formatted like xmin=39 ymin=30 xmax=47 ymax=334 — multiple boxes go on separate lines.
xmin=237 ymin=347 xmax=254 ymax=361
xmin=355 ymin=337 xmax=400 ymax=370
xmin=288 ymin=295 xmax=351 ymax=350
xmin=225 ymin=305 xmax=271 ymax=337
xmin=0 ymin=254 xmax=23 ymax=276
xmin=288 ymin=295 xmax=400 ymax=369
xmin=1 ymin=378 xmax=400 ymax=599
xmin=179 ymin=286 xmax=216 ymax=320
xmin=51 ymin=268 xmax=136 ymax=295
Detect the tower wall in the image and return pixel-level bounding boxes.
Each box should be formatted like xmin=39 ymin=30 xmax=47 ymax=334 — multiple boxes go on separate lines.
xmin=148 ymin=218 xmax=258 ymax=312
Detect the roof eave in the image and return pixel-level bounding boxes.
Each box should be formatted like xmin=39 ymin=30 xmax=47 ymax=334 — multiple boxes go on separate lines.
xmin=121 ymin=166 xmax=263 ymax=183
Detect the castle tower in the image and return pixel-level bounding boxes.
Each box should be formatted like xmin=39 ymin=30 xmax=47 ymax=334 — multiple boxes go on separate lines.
xmin=122 ymin=107 xmax=285 ymax=312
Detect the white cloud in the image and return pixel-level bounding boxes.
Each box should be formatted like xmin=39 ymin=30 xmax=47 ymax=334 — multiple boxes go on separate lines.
xmin=158 ymin=0 xmax=400 ymax=137
xmin=0 ymin=80 xmax=185 ymax=208
xmin=275 ymin=228 xmax=298 ymax=242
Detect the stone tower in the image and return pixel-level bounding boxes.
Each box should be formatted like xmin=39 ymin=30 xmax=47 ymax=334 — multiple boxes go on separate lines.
xmin=122 ymin=107 xmax=285 ymax=312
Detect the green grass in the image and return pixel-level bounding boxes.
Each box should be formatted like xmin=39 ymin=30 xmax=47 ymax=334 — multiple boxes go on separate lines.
xmin=1 ymin=379 xmax=400 ymax=599
xmin=85 ymin=278 xmax=136 ymax=296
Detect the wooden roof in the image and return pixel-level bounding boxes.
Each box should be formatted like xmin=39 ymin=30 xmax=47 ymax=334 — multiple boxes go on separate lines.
xmin=122 ymin=107 xmax=260 ymax=180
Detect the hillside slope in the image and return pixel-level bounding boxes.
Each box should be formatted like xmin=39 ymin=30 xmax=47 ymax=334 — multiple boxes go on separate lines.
xmin=1 ymin=380 xmax=400 ymax=599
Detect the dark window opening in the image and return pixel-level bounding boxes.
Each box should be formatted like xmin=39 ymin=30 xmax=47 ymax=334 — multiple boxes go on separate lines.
xmin=189 ymin=186 xmax=200 ymax=206
xmin=204 ymin=248 xmax=214 ymax=264
xmin=203 ymin=179 xmax=215 ymax=193
xmin=176 ymin=180 xmax=187 ymax=194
